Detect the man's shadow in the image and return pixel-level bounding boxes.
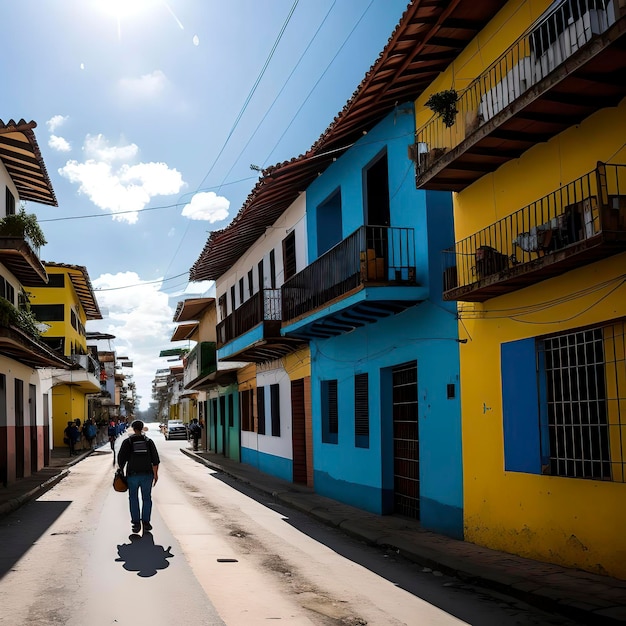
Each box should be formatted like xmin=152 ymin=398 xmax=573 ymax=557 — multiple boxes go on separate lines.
xmin=115 ymin=532 xmax=174 ymax=577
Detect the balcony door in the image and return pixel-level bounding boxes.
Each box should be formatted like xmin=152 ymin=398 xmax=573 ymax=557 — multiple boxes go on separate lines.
xmin=364 ymin=152 xmax=390 ymax=279
xmin=365 ymin=151 xmax=390 ymax=228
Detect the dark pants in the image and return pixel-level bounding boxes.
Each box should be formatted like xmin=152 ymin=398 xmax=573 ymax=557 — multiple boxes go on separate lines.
xmin=192 ymin=436 xmax=200 ymax=451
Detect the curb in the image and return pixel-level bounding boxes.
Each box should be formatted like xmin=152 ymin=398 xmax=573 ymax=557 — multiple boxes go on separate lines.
xmin=0 ymin=468 xmax=70 ymax=518
xmin=0 ymin=448 xmax=95 ymax=519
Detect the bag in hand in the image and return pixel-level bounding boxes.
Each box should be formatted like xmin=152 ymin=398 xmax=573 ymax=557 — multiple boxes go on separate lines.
xmin=113 ymin=468 xmax=128 ymax=492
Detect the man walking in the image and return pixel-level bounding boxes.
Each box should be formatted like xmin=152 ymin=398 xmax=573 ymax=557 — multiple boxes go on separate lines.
xmin=117 ymin=420 xmax=160 ymax=534
xmin=189 ymin=418 xmax=202 ymax=451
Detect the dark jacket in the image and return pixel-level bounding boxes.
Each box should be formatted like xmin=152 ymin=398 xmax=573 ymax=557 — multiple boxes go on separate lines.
xmin=118 ymin=434 xmax=160 ymax=475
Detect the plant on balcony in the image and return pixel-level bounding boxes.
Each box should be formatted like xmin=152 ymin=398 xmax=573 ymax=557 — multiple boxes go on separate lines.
xmin=425 ymin=89 xmax=459 ymax=128
xmin=0 ymin=208 xmax=47 ymax=248
xmin=0 ymin=297 xmax=42 ymax=337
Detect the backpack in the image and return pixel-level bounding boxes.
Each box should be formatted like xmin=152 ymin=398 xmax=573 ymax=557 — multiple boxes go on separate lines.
xmin=128 ymin=435 xmax=153 ymax=472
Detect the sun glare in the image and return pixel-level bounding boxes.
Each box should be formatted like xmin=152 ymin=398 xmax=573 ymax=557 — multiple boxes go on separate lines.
xmin=96 ymin=0 xmax=160 ymax=20
xmin=94 ymin=0 xmax=183 ymax=39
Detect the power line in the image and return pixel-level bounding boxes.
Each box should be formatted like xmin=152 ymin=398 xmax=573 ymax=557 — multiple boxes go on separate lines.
xmin=94 ymin=272 xmax=189 ymax=291
xmin=195 ymin=0 xmax=301 ymax=194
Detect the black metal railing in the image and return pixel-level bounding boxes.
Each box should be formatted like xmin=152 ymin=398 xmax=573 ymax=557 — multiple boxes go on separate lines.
xmin=216 ymin=289 xmax=281 ymax=347
xmin=416 ymin=0 xmax=618 ymax=178
xmin=442 ymin=162 xmax=626 ymax=294
xmin=282 ymin=225 xmax=416 ymax=323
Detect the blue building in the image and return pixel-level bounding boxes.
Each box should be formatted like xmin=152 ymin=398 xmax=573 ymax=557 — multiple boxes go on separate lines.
xmin=281 ymin=103 xmax=463 ymax=538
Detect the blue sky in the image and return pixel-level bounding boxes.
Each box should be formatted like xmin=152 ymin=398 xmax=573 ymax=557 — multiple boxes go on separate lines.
xmin=4 ymin=0 xmax=409 ymax=409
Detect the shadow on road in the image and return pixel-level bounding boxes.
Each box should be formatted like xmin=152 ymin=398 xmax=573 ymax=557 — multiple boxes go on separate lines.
xmin=0 ymin=500 xmax=71 ymax=580
xmin=115 ymin=532 xmax=174 ymax=577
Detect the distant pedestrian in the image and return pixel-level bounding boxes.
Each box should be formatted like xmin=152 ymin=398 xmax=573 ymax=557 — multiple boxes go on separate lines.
xmin=117 ymin=420 xmax=160 ymax=534
xmin=85 ymin=418 xmax=98 ymax=450
xmin=64 ymin=421 xmax=80 ymax=457
xmin=189 ymin=418 xmax=202 ymax=451
xmin=108 ymin=421 xmax=117 ymax=451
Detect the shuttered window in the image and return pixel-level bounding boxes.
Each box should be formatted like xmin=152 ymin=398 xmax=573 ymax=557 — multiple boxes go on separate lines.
xmin=282 ymin=231 xmax=296 ymax=281
xmin=321 ymin=380 xmax=338 ymax=444
xmin=354 ymin=373 xmax=369 ymax=448
xmin=240 ymin=389 xmax=254 ymax=432
xmin=271 ymin=383 xmax=280 ymax=437
xmin=257 ymin=386 xmax=266 ymax=435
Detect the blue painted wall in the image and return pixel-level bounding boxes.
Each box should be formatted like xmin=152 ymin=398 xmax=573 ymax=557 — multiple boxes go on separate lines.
xmin=305 ymin=104 xmax=463 ymax=538
xmin=241 ymin=447 xmax=293 ymax=482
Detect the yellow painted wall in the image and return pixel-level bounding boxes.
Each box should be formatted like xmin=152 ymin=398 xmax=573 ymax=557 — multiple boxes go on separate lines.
xmin=284 ymin=347 xmax=311 ymax=380
xmin=29 ymin=267 xmax=88 ymax=355
xmin=414 ymin=0 xmax=626 ymax=578
xmin=52 ymin=384 xmax=89 ymax=446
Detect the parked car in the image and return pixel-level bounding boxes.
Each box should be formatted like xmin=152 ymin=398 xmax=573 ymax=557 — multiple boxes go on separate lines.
xmin=165 ymin=420 xmax=187 ymax=440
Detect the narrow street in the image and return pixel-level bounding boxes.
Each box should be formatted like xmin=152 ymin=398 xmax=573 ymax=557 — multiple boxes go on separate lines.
xmin=0 ymin=425 xmax=581 ymax=626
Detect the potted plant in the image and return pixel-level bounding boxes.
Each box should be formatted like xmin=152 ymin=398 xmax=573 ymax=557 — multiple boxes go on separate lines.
xmin=425 ymin=89 xmax=459 ymax=128
xmin=0 ymin=296 xmax=42 ymax=337
xmin=0 ymin=208 xmax=47 ymax=248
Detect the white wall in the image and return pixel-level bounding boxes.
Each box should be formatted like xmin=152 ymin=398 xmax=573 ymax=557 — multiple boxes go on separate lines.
xmin=215 ymin=193 xmax=307 ymax=318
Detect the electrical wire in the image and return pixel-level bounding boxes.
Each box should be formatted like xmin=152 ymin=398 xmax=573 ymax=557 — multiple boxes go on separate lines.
xmin=262 ymin=0 xmax=376 ymax=167
xmin=216 ymin=1 xmax=338 ymax=191
xmin=93 ymin=272 xmax=188 ymax=291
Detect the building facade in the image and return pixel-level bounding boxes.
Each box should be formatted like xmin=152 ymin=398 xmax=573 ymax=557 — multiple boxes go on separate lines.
xmin=413 ymin=0 xmax=626 ymax=577
xmin=0 ymin=120 xmax=69 ymax=485
xmin=29 ymin=263 xmax=103 ymax=447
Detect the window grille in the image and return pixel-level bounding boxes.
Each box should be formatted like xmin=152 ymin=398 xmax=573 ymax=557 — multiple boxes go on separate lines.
xmin=539 ymin=321 xmax=626 ymax=481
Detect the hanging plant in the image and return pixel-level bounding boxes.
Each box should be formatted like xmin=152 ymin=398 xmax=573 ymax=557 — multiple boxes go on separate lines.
xmin=425 ymin=89 xmax=459 ymax=128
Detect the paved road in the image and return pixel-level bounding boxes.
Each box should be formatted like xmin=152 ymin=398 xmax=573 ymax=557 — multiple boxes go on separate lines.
xmin=0 ymin=424 xmax=582 ymax=625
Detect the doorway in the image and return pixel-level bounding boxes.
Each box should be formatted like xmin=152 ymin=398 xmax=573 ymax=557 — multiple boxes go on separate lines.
xmin=291 ymin=378 xmax=308 ymax=484
xmin=392 ymin=361 xmax=419 ymax=519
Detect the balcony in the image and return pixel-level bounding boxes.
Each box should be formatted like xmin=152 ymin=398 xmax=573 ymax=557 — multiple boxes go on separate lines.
xmin=183 ymin=341 xmax=217 ymax=388
xmin=0 ymin=221 xmax=47 ymax=285
xmin=415 ymin=0 xmax=626 ymax=191
xmin=217 ymin=289 xmax=303 ymax=362
xmin=282 ymin=225 xmax=421 ymax=340
xmin=52 ymin=353 xmax=101 ymax=391
xmin=442 ymin=163 xmax=626 ymax=302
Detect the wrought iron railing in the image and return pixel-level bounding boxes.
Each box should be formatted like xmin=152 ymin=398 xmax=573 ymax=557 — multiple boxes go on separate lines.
xmin=216 ymin=289 xmax=281 ymax=347
xmin=416 ymin=0 xmax=618 ymax=178
xmin=282 ymin=225 xmax=416 ymax=323
xmin=442 ymin=163 xmax=626 ymax=293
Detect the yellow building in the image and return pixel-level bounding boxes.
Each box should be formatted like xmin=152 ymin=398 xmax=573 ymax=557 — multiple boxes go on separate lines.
xmin=29 ymin=263 xmax=102 ymax=447
xmin=413 ymin=0 xmax=626 ymax=578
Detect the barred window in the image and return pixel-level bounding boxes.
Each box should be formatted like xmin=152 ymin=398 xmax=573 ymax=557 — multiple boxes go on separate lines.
xmin=538 ymin=322 xmax=626 ymax=481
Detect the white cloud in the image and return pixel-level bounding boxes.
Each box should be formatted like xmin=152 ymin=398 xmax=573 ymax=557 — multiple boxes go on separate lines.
xmin=46 ymin=115 xmax=68 ymax=133
xmin=119 ymin=70 xmax=167 ymax=99
xmin=49 ymin=135 xmax=72 ymax=152
xmin=90 ymin=272 xmax=177 ymax=410
xmin=58 ymin=134 xmax=185 ymax=224
xmin=181 ymin=191 xmax=229 ymax=222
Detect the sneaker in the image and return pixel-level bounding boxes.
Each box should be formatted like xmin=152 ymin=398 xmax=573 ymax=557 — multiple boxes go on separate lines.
xmin=142 ymin=521 xmax=152 ymax=532
xmin=131 ymin=522 xmax=141 ymax=533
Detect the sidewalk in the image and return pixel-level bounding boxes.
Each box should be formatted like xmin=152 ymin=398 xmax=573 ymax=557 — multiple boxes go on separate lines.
xmin=2 ymin=444 xmax=625 ymax=624
xmin=182 ymin=447 xmax=626 ymax=626
xmin=0 ymin=446 xmax=97 ymax=517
